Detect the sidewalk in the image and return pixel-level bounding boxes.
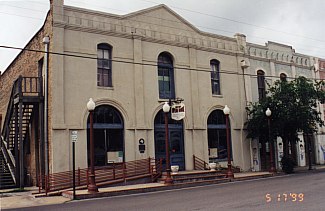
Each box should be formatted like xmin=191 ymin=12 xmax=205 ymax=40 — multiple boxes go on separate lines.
xmin=1 ymin=166 xmax=325 ymax=210
xmin=0 ymin=187 xmax=70 ymax=210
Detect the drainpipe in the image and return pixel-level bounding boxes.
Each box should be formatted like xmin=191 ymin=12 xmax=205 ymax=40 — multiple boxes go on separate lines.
xmin=43 ymin=36 xmax=49 ymax=177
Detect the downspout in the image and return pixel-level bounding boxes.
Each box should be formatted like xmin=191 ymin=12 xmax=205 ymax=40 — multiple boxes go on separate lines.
xmin=43 ymin=36 xmax=49 ymax=177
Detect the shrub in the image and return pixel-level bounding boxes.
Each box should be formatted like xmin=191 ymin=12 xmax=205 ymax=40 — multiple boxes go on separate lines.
xmin=281 ymin=156 xmax=296 ymax=174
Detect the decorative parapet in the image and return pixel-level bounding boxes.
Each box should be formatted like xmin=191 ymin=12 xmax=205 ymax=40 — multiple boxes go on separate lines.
xmin=247 ymin=42 xmax=312 ymax=68
xmin=56 ymin=5 xmax=240 ymax=54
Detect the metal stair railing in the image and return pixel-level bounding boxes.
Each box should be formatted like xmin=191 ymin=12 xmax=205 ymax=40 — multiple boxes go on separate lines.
xmin=193 ymin=155 xmax=209 ymax=170
xmin=2 ymin=77 xmax=19 ymax=150
xmin=38 ymin=158 xmax=161 ymax=195
xmin=1 ymin=75 xmax=42 ymax=188
xmin=0 ymin=136 xmax=16 ymax=184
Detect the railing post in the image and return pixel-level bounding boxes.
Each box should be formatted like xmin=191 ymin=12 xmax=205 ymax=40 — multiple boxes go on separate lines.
xmin=159 ymin=158 xmax=163 ymax=174
xmin=45 ymin=175 xmax=48 ymax=196
xmin=123 ymin=162 xmax=126 ymax=184
xmin=78 ymin=168 xmax=81 ymax=186
xmin=193 ymin=155 xmax=196 ymax=170
xmin=148 ymin=157 xmax=151 ymax=174
xmin=113 ymin=163 xmax=115 ymax=180
xmin=38 ymin=175 xmax=41 ymax=193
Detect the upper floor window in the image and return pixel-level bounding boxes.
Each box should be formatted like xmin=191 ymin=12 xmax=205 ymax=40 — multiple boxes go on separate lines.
xmin=210 ymin=59 xmax=220 ymax=95
xmin=257 ymin=70 xmax=266 ymax=100
xmin=158 ymin=52 xmax=175 ymax=99
xmin=280 ymin=73 xmax=287 ymax=81
xmin=97 ymin=43 xmax=112 ymax=87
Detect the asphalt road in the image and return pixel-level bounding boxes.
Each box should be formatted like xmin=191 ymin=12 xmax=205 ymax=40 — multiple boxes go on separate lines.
xmin=6 ymin=171 xmax=325 ymax=211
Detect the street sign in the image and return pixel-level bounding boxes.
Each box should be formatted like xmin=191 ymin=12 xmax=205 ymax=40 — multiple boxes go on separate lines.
xmin=71 ymin=130 xmax=78 ymax=142
xmin=171 ymin=102 xmax=185 ymax=120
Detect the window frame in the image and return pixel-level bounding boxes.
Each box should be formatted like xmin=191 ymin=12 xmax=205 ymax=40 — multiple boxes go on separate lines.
xmin=157 ymin=52 xmax=175 ymax=99
xmin=257 ymin=70 xmax=266 ymax=100
xmin=207 ymin=110 xmax=232 ymax=162
xmin=97 ymin=43 xmax=112 ymax=87
xmin=210 ymin=59 xmax=221 ymax=95
xmin=280 ymin=73 xmax=287 ymax=81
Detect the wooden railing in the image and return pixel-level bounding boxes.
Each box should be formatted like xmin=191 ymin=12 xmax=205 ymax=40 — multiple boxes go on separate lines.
xmin=193 ymin=155 xmax=209 ymax=170
xmin=14 ymin=76 xmax=41 ymax=97
xmin=38 ymin=158 xmax=161 ymax=195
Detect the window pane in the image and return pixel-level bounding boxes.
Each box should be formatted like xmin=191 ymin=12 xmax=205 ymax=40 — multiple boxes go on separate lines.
xmin=104 ymin=50 xmax=109 ymax=59
xmin=98 ymin=59 xmax=103 ymax=68
xmin=103 ymin=60 xmax=109 ymax=68
xmin=97 ymin=49 xmax=103 ymax=58
xmin=159 ymin=80 xmax=164 ymax=91
xmin=164 ymin=81 xmax=170 ymax=91
xmin=97 ymin=73 xmax=101 ymax=86
xmin=208 ymin=129 xmax=218 ymax=148
xmin=217 ymin=129 xmax=227 ymax=159
xmin=107 ymin=129 xmax=123 ymax=151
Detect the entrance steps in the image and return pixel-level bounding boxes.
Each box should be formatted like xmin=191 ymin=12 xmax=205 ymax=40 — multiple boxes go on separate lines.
xmin=159 ymin=170 xmax=229 ymax=186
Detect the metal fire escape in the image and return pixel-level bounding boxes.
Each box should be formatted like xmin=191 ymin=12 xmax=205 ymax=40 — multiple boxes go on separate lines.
xmin=0 ymin=76 xmax=43 ymax=189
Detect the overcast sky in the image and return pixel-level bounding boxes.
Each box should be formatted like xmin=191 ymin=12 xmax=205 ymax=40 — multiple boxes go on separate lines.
xmin=1 ymin=0 xmax=325 ymax=72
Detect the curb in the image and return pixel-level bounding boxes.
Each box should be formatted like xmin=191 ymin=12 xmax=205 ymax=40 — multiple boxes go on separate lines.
xmin=62 ymin=174 xmax=275 ymax=200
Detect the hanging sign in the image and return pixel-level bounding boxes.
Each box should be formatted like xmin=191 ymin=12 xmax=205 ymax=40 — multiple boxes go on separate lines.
xmin=171 ymin=102 xmax=185 ymax=120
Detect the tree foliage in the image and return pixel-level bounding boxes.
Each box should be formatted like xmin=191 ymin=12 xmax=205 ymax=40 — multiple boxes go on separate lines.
xmin=246 ymin=77 xmax=325 ymax=148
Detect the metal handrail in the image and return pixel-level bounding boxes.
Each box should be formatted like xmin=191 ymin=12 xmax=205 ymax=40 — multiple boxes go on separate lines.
xmin=193 ymin=155 xmax=209 ymax=170
xmin=39 ymin=158 xmax=158 ymax=194
xmin=0 ymin=136 xmax=16 ymax=184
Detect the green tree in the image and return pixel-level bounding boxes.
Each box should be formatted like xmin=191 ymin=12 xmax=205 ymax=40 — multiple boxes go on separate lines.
xmin=246 ymin=76 xmax=325 ymax=158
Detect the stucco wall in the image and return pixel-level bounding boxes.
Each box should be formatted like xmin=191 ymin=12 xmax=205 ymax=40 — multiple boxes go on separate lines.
xmin=48 ymin=4 xmax=251 ymax=172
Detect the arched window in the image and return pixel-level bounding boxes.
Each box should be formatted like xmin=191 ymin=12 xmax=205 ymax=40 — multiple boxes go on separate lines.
xmin=280 ymin=73 xmax=287 ymax=81
xmin=97 ymin=43 xmax=112 ymax=87
xmin=158 ymin=52 xmax=175 ymax=99
xmin=257 ymin=70 xmax=266 ymax=100
xmin=210 ymin=59 xmax=221 ymax=95
xmin=87 ymin=105 xmax=124 ymax=166
xmin=207 ymin=110 xmax=231 ymax=162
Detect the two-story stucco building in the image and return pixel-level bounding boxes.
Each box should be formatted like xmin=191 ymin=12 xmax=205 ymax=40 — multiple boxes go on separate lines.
xmin=0 ymin=0 xmax=323 ymax=188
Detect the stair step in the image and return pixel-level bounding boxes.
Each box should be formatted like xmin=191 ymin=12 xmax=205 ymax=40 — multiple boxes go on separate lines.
xmin=0 ymin=148 xmax=16 ymax=189
xmin=159 ymin=171 xmax=228 ymax=184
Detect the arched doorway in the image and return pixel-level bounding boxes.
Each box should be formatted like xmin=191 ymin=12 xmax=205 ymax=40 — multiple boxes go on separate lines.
xmin=154 ymin=110 xmax=185 ymax=170
xmin=87 ymin=105 xmax=124 ymax=166
xmin=207 ymin=109 xmax=232 ymax=163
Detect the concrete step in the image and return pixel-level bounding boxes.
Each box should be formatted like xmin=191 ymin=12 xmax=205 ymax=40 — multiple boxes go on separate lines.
xmin=159 ymin=170 xmax=227 ymax=184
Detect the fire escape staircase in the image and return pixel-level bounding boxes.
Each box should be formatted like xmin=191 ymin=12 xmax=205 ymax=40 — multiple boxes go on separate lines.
xmin=0 ymin=76 xmax=43 ymax=189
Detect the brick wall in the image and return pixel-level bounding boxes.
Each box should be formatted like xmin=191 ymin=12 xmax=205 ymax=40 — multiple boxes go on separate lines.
xmin=0 ymin=10 xmax=53 ymax=184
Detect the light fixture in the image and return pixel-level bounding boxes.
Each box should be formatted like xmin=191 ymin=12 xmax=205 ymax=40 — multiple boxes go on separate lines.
xmin=223 ymin=105 xmax=230 ymax=115
xmin=87 ymin=98 xmax=96 ymax=111
xmin=163 ymin=102 xmax=170 ymax=113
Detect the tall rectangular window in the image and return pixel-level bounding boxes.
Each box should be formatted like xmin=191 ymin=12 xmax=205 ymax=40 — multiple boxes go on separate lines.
xmin=257 ymin=70 xmax=266 ymax=100
xmin=158 ymin=52 xmax=175 ymax=99
xmin=211 ymin=60 xmax=220 ymax=95
xmin=97 ymin=44 xmax=112 ymax=87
